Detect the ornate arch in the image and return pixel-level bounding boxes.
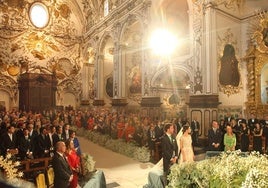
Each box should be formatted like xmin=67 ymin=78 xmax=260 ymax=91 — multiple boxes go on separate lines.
xmin=0 ymin=74 xmax=18 ymax=105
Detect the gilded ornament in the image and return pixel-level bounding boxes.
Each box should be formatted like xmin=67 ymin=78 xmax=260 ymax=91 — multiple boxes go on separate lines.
xmin=58 ymin=4 xmax=71 ymax=19
xmin=245 ymin=12 xmax=268 ymax=116
xmin=7 ymin=65 xmax=20 ymax=76
xmin=0 ymin=60 xmax=8 ymax=72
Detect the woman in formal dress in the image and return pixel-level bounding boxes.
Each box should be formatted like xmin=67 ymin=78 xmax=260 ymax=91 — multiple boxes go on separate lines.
xmin=240 ymin=121 xmax=250 ymax=152
xmin=224 ymin=125 xmax=236 ymax=151
xmin=253 ymin=123 xmax=263 ymax=153
xmin=69 ymin=130 xmax=81 ymax=156
xmin=180 ymin=125 xmax=194 ymax=162
xmin=66 ymin=139 xmax=80 ymax=188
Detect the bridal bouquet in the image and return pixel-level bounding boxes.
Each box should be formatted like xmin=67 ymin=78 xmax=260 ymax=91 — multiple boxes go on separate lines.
xmin=168 ymin=150 xmax=268 ymax=188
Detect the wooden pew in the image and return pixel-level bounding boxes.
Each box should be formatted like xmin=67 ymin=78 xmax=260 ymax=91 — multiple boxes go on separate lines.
xmin=18 ymin=157 xmax=52 ymax=173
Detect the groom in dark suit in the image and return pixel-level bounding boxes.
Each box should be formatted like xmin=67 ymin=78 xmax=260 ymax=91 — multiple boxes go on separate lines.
xmin=52 ymin=141 xmax=73 ymax=188
xmin=162 ymin=123 xmax=178 ymax=185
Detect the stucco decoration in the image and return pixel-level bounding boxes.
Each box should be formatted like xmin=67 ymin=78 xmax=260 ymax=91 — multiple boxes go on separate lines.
xmin=57 ymin=76 xmax=82 ymax=104
xmin=0 ymin=0 xmax=81 ymax=74
xmin=0 ymin=74 xmax=18 ymax=105
xmin=82 ymin=0 xmax=104 ymax=28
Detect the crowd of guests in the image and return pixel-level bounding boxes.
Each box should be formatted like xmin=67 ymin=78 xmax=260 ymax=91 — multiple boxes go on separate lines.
xmin=208 ymin=114 xmax=268 ymax=154
xmin=0 ymin=108 xmax=189 ymax=161
xmin=1 ymin=108 xmax=268 ymax=187
xmin=0 ymin=109 xmax=82 ymax=188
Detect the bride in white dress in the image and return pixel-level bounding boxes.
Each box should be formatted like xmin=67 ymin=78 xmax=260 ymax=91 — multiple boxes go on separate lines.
xmin=180 ymin=125 xmax=194 ymax=162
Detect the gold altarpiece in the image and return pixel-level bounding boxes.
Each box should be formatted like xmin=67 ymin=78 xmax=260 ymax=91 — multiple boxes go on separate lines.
xmin=245 ymin=13 xmax=268 ymax=117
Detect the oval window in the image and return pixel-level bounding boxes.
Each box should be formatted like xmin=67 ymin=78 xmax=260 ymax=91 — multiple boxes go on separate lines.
xmin=29 ymin=2 xmax=49 ymax=28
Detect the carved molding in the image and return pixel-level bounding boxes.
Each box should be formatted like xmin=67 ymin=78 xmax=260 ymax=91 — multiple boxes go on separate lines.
xmin=0 ymin=74 xmax=18 ymax=104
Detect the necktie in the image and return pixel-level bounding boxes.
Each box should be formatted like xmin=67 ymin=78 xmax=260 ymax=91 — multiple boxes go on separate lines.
xmin=63 ymin=155 xmax=68 ymax=164
xmin=169 ymin=135 xmax=172 ymax=142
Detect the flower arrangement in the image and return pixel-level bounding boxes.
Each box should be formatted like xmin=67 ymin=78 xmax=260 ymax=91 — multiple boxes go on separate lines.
xmin=76 ymin=128 xmax=151 ymax=162
xmin=0 ymin=153 xmax=23 ymax=183
xmin=168 ymin=150 xmax=268 ymax=188
xmin=79 ymin=153 xmax=96 ymax=187
xmin=80 ymin=153 xmax=96 ymax=176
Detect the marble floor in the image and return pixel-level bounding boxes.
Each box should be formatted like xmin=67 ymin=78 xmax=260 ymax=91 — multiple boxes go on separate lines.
xmin=78 ymin=136 xmax=206 ymax=188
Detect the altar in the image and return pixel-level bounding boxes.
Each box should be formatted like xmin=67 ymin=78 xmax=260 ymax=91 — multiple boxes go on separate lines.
xmin=83 ymin=170 xmax=106 ymax=188
xmin=145 ymin=168 xmax=164 ymax=188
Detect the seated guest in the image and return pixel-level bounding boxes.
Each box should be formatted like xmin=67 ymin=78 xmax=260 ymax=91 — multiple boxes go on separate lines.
xmin=224 ymin=125 xmax=236 ymax=151
xmin=18 ymin=128 xmax=33 ymax=159
xmin=33 ymin=127 xmax=50 ymax=158
xmin=52 ymin=141 xmax=73 ymax=187
xmin=66 ymin=139 xmax=80 ymax=188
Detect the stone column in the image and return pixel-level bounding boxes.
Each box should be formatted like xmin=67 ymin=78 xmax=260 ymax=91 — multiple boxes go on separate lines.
xmin=93 ymin=55 xmax=105 ymax=106
xmin=81 ymin=63 xmax=90 ymax=105
xmin=202 ymin=2 xmax=218 ymax=94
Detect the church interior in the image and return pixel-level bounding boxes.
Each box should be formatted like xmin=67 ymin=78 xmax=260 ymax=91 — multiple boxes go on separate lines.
xmin=0 ymin=0 xmax=268 ymax=187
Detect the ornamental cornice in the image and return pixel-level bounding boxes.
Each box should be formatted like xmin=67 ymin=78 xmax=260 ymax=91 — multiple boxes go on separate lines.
xmin=84 ymin=0 xmax=148 ymax=39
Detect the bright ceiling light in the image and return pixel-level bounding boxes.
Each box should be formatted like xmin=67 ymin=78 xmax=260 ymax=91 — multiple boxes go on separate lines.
xmin=29 ymin=2 xmax=49 ymax=28
xmin=150 ymin=29 xmax=178 ymax=56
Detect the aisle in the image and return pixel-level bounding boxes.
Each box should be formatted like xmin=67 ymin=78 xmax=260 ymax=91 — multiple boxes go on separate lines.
xmin=78 ymin=136 xmax=155 ymax=188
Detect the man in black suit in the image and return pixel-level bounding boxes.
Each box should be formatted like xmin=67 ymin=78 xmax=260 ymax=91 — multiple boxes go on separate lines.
xmin=33 ymin=127 xmax=50 ymax=158
xmin=247 ymin=113 xmax=258 ymax=134
xmin=0 ymin=125 xmax=18 ymax=157
xmin=208 ymin=120 xmax=223 ymax=151
xmin=52 ymin=125 xmax=65 ymax=148
xmin=18 ymin=128 xmax=33 ymax=160
xmin=155 ymin=121 xmax=164 ymax=142
xmin=162 ymin=123 xmax=178 ymax=185
xmin=52 ymin=141 xmax=73 ymax=187
xmin=62 ymin=124 xmax=70 ymax=141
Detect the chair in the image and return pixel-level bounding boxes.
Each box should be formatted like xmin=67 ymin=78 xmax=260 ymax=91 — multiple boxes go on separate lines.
xmin=46 ymin=167 xmax=54 ymax=188
xmin=36 ymin=172 xmax=46 ymax=188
